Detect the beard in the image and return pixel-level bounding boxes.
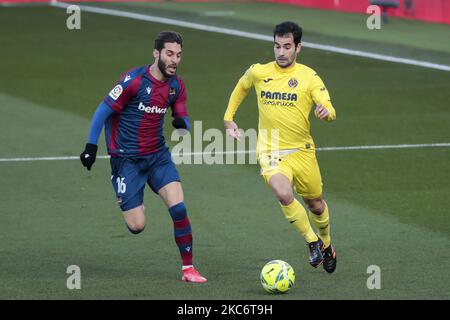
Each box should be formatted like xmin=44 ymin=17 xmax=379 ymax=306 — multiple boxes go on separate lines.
xmin=158 ymin=58 xmax=176 ymax=78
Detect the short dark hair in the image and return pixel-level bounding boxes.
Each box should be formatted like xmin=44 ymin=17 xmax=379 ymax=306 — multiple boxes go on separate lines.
xmin=273 ymin=21 xmax=303 ymax=47
xmin=154 ymin=31 xmax=183 ymax=51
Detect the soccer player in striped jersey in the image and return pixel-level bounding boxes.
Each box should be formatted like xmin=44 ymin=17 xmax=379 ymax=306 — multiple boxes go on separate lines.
xmin=80 ymin=31 xmax=207 ymax=283
xmin=224 ymin=22 xmax=337 ymax=273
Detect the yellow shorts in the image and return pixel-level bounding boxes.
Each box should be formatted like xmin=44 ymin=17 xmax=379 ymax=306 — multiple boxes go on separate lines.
xmin=259 ymin=150 xmax=323 ymax=199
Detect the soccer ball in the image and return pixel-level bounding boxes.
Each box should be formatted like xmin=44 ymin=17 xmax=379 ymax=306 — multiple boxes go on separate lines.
xmin=260 ymin=260 xmax=295 ymax=294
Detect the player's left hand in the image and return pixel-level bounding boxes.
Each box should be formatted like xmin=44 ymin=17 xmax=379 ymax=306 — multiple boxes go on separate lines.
xmin=172 ymin=117 xmax=189 ymax=130
xmin=315 ymin=104 xmax=329 ymax=120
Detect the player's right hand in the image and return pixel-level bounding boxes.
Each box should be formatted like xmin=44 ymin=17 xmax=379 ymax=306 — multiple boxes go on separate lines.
xmin=80 ymin=143 xmax=98 ymax=171
xmin=224 ymin=121 xmax=242 ymax=141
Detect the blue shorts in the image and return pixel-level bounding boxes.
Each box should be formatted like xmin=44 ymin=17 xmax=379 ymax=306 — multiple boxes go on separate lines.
xmin=110 ymin=149 xmax=180 ymax=211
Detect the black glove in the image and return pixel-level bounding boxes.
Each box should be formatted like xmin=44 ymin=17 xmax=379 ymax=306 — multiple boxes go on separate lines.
xmin=172 ymin=117 xmax=188 ymax=129
xmin=80 ymin=143 xmax=98 ymax=171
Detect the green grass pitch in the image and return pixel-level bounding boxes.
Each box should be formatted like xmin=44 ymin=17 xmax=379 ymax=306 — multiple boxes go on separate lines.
xmin=0 ymin=2 xmax=449 ymax=299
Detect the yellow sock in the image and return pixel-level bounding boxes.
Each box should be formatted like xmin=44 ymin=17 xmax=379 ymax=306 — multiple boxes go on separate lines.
xmin=280 ymin=199 xmax=318 ymax=243
xmin=309 ymin=202 xmax=331 ymax=247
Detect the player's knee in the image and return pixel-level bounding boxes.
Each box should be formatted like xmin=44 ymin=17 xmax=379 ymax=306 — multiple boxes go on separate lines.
xmin=277 ymin=191 xmax=294 ymax=206
xmin=126 ymin=222 xmax=146 ymax=234
xmin=308 ymin=200 xmax=325 ymax=215
xmin=168 ymin=202 xmax=187 ymax=221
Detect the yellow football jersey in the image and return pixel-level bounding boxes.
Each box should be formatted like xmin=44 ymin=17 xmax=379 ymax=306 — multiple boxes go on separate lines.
xmin=224 ymin=61 xmax=336 ymax=154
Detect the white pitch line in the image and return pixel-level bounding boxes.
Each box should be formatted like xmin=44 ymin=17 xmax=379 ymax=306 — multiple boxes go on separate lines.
xmin=0 ymin=155 xmax=110 ymax=162
xmin=317 ymin=142 xmax=450 ymax=151
xmin=49 ymin=1 xmax=450 ymax=72
xmin=1 ymin=143 xmax=449 ymax=163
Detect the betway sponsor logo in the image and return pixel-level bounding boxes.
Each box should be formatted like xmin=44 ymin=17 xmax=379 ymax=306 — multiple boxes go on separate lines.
xmin=138 ymin=102 xmax=167 ymax=114
xmin=261 ymin=91 xmax=297 ymax=101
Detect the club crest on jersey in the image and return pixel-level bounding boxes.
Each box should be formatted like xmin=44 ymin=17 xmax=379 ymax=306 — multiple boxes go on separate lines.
xmin=169 ymin=88 xmax=176 ymax=96
xmin=288 ymin=78 xmax=298 ymax=88
xmin=109 ymin=84 xmax=123 ymax=100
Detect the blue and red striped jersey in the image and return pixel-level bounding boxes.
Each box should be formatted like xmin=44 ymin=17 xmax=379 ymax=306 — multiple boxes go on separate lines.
xmin=103 ymin=65 xmax=188 ymax=157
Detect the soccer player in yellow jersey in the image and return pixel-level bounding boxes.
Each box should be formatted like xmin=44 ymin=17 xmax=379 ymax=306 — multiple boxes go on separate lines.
xmin=224 ymin=21 xmax=337 ymax=273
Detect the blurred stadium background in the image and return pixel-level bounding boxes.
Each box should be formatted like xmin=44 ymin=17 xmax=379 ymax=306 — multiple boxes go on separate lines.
xmin=0 ymin=0 xmax=449 ymax=299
